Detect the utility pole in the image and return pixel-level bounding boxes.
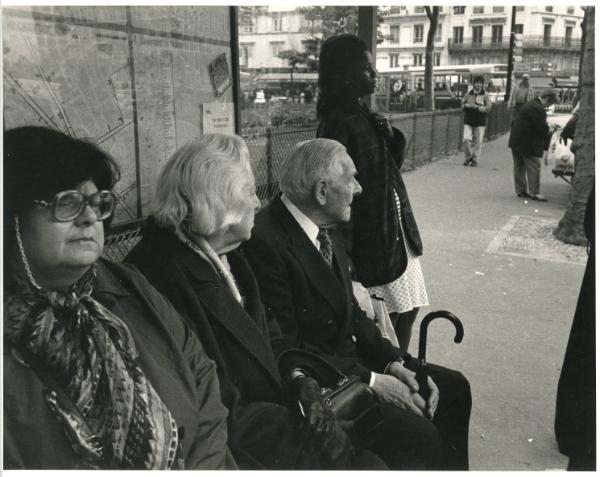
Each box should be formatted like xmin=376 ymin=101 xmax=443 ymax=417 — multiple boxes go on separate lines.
xmin=504 ymin=6 xmax=517 ymax=102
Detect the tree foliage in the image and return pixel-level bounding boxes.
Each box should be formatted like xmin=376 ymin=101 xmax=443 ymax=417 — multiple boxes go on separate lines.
xmin=293 ymin=7 xmax=387 ymax=72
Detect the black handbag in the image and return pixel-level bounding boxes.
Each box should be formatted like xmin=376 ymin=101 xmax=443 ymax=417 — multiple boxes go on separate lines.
xmin=277 ymin=349 xmax=382 ymax=440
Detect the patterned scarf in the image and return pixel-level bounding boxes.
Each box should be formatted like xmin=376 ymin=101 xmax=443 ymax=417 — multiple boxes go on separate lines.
xmin=4 ymin=217 xmax=183 ymax=469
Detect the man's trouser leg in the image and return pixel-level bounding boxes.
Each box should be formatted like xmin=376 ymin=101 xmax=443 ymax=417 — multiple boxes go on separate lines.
xmin=524 ymin=154 xmax=542 ymax=196
xmin=471 ymin=126 xmax=485 ymax=162
xmin=512 ymin=149 xmax=528 ymax=195
xmin=463 ymin=125 xmax=473 ymax=160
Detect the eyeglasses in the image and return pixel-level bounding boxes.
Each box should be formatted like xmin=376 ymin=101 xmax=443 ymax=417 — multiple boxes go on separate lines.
xmin=33 ymin=190 xmax=116 ymax=222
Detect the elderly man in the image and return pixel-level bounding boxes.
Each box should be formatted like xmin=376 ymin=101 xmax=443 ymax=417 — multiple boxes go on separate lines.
xmin=508 ymin=88 xmax=560 ymax=201
xmin=509 ymin=73 xmax=535 ymax=115
xmin=244 ymin=138 xmax=471 ymax=470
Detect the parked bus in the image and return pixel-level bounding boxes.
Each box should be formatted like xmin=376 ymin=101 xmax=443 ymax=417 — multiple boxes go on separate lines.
xmin=378 ymin=63 xmax=509 ymax=111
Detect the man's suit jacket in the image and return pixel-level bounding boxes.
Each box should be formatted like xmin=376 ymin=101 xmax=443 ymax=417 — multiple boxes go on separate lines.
xmin=126 ymin=223 xmax=311 ymax=469
xmin=243 ymin=196 xmax=403 ymax=383
xmin=508 ymin=97 xmax=551 ymax=157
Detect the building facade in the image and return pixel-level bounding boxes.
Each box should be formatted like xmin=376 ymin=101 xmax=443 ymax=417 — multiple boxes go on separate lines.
xmin=238 ymin=6 xmax=584 ymax=79
xmin=377 ymin=6 xmax=449 ymax=72
xmin=238 ymin=5 xmax=313 ymax=72
xmin=378 ymin=5 xmax=583 ymax=75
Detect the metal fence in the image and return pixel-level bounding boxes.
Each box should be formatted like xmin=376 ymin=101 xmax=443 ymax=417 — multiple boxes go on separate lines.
xmin=242 ymin=102 xmax=512 ymax=201
xmin=104 ymin=103 xmax=512 ymax=257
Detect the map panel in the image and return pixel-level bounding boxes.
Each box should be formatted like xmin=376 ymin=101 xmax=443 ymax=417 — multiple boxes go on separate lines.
xmin=3 ymin=6 xmax=234 ymax=224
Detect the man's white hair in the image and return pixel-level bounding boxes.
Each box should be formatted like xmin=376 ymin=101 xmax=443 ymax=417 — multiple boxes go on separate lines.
xmin=278 ymin=138 xmax=348 ymax=203
xmin=151 ymin=133 xmax=253 ymax=236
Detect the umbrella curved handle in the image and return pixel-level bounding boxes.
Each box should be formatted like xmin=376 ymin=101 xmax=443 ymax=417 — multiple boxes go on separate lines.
xmin=418 ymin=310 xmax=464 ymax=362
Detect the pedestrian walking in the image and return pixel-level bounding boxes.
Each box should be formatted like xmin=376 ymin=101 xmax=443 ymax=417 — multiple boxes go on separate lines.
xmin=461 ymin=76 xmax=491 ymax=167
xmin=508 ymin=73 xmax=534 ymax=116
xmin=508 ymin=88 xmax=560 ymax=201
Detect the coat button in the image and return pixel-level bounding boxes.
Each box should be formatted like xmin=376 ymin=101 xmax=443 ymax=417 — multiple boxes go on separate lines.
xmin=351 ymin=335 xmax=357 ymax=343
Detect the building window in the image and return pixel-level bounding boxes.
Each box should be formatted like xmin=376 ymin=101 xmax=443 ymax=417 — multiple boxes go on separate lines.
xmin=390 ymin=25 xmax=400 ymax=43
xmin=412 ymin=53 xmax=423 ymax=66
xmin=301 ymin=17 xmax=317 ymax=28
xmin=472 ymin=25 xmax=483 ymax=45
xmin=270 ymin=41 xmax=284 ymax=57
xmin=389 ymin=53 xmax=399 ymax=68
xmin=434 ymin=25 xmax=442 ymax=42
xmin=241 ymin=21 xmax=255 ymax=33
xmin=453 ymin=6 xmax=466 ymax=14
xmin=565 ymin=25 xmax=573 ymax=47
xmin=240 ymin=43 xmax=254 ymax=67
xmin=434 ymin=53 xmax=441 ymax=66
xmin=389 ymin=6 xmax=401 ymax=14
xmin=272 ymin=14 xmax=282 ymax=32
xmin=545 ymin=6 xmax=553 ymax=13
xmin=492 ymin=25 xmax=503 ymax=44
xmin=414 ymin=24 xmax=424 ymax=43
xmin=473 ymin=6 xmax=484 ymax=14
xmin=414 ymin=6 xmax=425 ymax=14
xmin=493 ymin=6 xmax=504 ymax=13
xmin=515 ymin=6 xmax=525 ymax=12
xmin=514 ymin=24 xmax=524 ymax=34
xmin=567 ymin=6 xmax=574 ymax=14
xmin=543 ymin=24 xmax=552 ymax=46
xmin=453 ymin=26 xmax=464 ymax=44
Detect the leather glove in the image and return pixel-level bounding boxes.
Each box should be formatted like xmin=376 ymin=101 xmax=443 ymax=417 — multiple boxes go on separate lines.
xmin=294 ymin=376 xmax=336 ymax=440
xmin=318 ymin=421 xmax=355 ymax=469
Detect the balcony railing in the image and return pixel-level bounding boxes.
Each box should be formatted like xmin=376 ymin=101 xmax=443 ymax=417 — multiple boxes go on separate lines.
xmin=449 ymin=35 xmax=581 ymax=51
xmin=449 ymin=39 xmax=509 ymax=50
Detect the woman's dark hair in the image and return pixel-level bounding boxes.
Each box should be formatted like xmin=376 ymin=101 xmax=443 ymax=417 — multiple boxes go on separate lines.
xmin=317 ymin=34 xmax=368 ymax=117
xmin=473 ymin=75 xmax=485 ymax=84
xmin=4 ymin=126 xmax=121 ymax=238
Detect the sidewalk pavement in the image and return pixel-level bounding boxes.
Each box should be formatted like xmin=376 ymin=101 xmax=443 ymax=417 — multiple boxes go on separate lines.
xmin=402 ymin=130 xmax=588 ymax=470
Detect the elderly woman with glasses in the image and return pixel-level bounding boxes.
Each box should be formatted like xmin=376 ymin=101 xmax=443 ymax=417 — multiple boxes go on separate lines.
xmin=3 ymin=126 xmax=234 ymax=470
xmin=125 ymin=133 xmax=385 ymax=470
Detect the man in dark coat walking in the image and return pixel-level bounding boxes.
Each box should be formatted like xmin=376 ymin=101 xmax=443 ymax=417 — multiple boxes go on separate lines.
xmin=508 ymin=88 xmax=560 ymax=201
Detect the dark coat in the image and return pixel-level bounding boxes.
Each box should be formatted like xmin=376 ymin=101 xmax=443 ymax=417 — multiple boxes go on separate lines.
xmin=555 ymin=187 xmax=595 ymax=469
xmin=317 ymin=103 xmax=423 ymax=287
xmin=125 ymin=224 xmax=316 ymax=469
xmin=243 ymin=196 xmax=403 ymax=382
xmin=3 ymin=259 xmax=234 ymax=470
xmin=509 ymin=97 xmax=552 ymax=157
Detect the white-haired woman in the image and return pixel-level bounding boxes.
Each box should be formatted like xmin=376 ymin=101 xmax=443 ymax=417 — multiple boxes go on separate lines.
xmin=125 ymin=133 xmax=385 ymax=470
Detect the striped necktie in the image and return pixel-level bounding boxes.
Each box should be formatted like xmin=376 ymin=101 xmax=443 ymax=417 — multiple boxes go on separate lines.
xmin=317 ymin=228 xmax=333 ymax=267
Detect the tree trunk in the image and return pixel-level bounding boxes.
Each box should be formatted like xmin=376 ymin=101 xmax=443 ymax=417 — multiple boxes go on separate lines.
xmin=424 ymin=7 xmax=439 ymax=111
xmin=554 ymin=6 xmax=595 ymax=245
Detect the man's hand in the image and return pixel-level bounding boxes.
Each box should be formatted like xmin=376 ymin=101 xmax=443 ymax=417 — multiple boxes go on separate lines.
xmin=425 ymin=376 xmax=439 ymax=420
xmin=371 ymin=373 xmax=425 ymax=416
xmin=295 ymin=376 xmax=336 ymax=439
xmin=386 ymin=362 xmax=439 ymax=420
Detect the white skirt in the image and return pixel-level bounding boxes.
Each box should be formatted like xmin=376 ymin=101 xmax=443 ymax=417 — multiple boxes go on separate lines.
xmin=367 ymin=191 xmax=429 ymax=314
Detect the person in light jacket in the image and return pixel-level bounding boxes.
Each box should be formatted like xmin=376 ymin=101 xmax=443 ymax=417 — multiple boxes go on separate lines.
xmin=461 ymin=75 xmax=492 ymax=167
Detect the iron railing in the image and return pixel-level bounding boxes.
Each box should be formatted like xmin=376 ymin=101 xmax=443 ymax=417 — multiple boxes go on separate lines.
xmin=448 ymin=35 xmax=581 ymax=51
